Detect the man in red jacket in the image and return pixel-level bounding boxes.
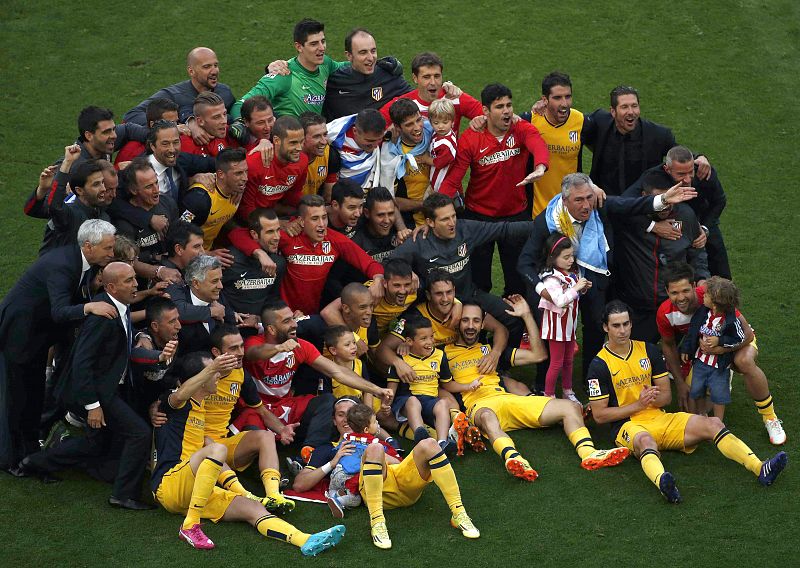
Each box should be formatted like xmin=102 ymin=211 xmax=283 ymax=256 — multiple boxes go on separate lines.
xmin=439 ymin=83 xmax=549 ymax=297
xmin=229 ymin=194 xmax=385 ymax=315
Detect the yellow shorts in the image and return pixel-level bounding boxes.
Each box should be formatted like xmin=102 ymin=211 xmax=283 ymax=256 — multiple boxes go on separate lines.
xmin=467 ymin=393 xmax=550 ymax=432
xmin=216 ymin=431 xmax=251 ymax=471
xmin=358 ymin=450 xmax=430 ymax=510
xmin=154 ymin=460 xmax=237 ymax=522
xmin=615 ymin=411 xmax=697 ymax=454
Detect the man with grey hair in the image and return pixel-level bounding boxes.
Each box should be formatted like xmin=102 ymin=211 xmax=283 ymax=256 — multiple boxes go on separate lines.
xmin=1 ymin=219 xmax=118 ymax=471
xmin=517 ymin=172 xmax=697 ymax=384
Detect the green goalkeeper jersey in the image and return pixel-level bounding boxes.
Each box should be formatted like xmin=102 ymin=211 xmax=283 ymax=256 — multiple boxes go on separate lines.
xmin=231 ymin=56 xmax=348 ymax=118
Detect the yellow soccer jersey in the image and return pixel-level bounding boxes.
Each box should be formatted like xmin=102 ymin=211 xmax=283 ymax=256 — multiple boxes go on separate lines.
xmin=303 ymin=146 xmax=335 ymax=197
xmin=530 ymin=109 xmax=584 ymax=216
xmin=364 ymin=280 xmax=418 ymax=336
xmin=332 ymin=358 xmax=367 ymax=399
xmin=401 ymin=142 xmax=431 ymax=227
xmin=389 ymin=301 xmax=460 ymax=348
xmin=190 ymin=182 xmax=239 ymax=250
xmin=445 ymin=342 xmax=517 ymax=409
xmin=586 ymin=341 xmax=669 ymax=427
xmin=203 ymin=368 xmax=262 ymax=440
xmin=389 ymin=348 xmax=451 ymax=397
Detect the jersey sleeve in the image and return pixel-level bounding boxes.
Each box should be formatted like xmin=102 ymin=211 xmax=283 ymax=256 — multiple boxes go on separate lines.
xmin=520 ymin=121 xmax=549 ymax=169
xmin=230 ymin=73 xmax=291 ymax=119
xmin=644 ymin=343 xmax=669 ymax=380
xmin=585 ymin=358 xmax=612 ymax=401
xmin=457 ymin=92 xmax=484 ymax=120
xmin=305 ymin=443 xmax=337 ymax=470
xmin=502 ymin=345 xmax=518 ymax=368
xmin=333 ymin=232 xmax=384 ymax=279
xmin=438 ymin=353 xmax=452 ymax=383
xmin=298 ymin=339 xmax=322 ymax=366
xmin=241 ymin=370 xmax=263 ymax=408
xmin=655 ymin=301 xmax=676 ymax=340
xmin=366 ymin=317 xmax=381 ymax=347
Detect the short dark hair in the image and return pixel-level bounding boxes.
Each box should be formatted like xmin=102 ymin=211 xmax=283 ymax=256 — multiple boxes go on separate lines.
xmin=610 ymin=85 xmax=639 ymax=108
xmin=145 ymin=98 xmax=179 ymax=124
xmin=323 ymin=325 xmax=351 ymax=350
xmin=364 ymin=186 xmax=394 ymax=210
xmin=78 ymin=106 xmax=114 ymax=142
xmin=383 ymin=258 xmax=413 ymax=280
xmin=210 ymin=323 xmax=241 ymax=351
xmin=402 ymin=315 xmax=432 ymax=339
xmin=146 ymin=297 xmax=178 ymax=325
xmin=663 ymin=261 xmax=695 ymax=287
xmin=422 ymin=192 xmax=453 ymax=220
xmin=389 ymin=98 xmax=419 ymax=127
xmin=641 ymin=170 xmax=673 ymax=195
xmin=299 ymin=111 xmax=326 ymax=132
xmin=166 ymin=221 xmax=204 ymax=257
xmin=460 ymin=300 xmax=484 ymax=319
xmin=481 ymin=83 xmax=513 ymax=107
xmin=261 ymin=299 xmax=290 ymax=327
xmin=294 ymin=18 xmax=324 ymax=44
xmin=216 ymin=147 xmax=247 ymax=173
xmin=241 ymin=95 xmax=273 ymax=122
xmin=341 ymin=282 xmax=370 ymax=306
xmin=354 ymin=109 xmax=386 ymax=135
xmin=193 ymin=91 xmax=225 ymax=116
xmin=542 ymin=71 xmax=572 ymax=97
xmin=147 ymin=119 xmax=179 ymax=152
xmin=298 ymin=194 xmax=326 ymax=215
xmin=120 ymin=157 xmax=155 ymax=192
xmin=331 ymin=179 xmax=364 ymax=205
xmin=411 ymin=52 xmax=443 ymax=75
xmin=247 ymin=207 xmax=279 ymax=233
xmin=273 ymin=115 xmax=303 ymax=140
xmin=344 ymin=27 xmax=373 ymax=52
xmin=346 ymin=403 xmax=374 ymax=433
xmin=70 ymin=159 xmax=103 ymax=191
xmin=180 ymin=351 xmax=214 ymax=381
xmin=602 ymin=300 xmax=632 ymax=324
xmin=427 ymin=268 xmax=455 ymax=291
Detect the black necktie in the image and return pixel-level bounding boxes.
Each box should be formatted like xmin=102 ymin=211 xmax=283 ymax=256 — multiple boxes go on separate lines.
xmin=79 ymin=269 xmax=93 ymax=300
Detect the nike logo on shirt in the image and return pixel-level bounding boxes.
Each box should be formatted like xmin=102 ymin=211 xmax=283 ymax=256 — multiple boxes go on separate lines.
xmin=479 ymin=147 xmax=489 ymax=153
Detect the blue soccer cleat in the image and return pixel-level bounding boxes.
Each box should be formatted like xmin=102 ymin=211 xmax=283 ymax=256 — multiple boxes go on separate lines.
xmin=758 ymin=451 xmax=788 ymax=487
xmin=658 ymin=472 xmax=682 ymax=504
xmin=300 ymin=525 xmax=346 ymax=557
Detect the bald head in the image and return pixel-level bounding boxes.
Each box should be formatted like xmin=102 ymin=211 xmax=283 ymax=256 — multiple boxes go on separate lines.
xmin=341 ymin=282 xmax=371 ymax=306
xmin=187 ymin=47 xmax=220 ymax=91
xmin=103 ymin=261 xmax=134 ymax=285
xmin=103 ymin=262 xmax=138 ymax=305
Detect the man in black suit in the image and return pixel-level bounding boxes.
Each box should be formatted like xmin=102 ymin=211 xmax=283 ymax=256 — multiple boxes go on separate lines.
xmin=20 ymin=262 xmax=154 ymax=510
xmin=582 ymin=85 xmax=711 ymax=196
xmin=517 ymin=173 xmax=697 ymax=385
xmin=0 ymin=219 xmax=117 ymax=469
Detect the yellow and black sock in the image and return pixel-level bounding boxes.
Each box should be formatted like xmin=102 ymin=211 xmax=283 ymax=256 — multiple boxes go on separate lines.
xmin=184 ymin=457 xmax=223 ymax=529
xmin=754 ymin=395 xmax=777 ymax=423
xmin=449 ymin=408 xmax=462 ymax=422
xmin=639 ymin=448 xmax=666 ymax=487
xmin=714 ymin=428 xmax=762 ymax=476
xmin=362 ymin=461 xmax=385 ymax=527
xmin=492 ymin=436 xmax=523 ymax=463
xmin=254 ymin=514 xmax=309 ymax=547
xmin=218 ymin=470 xmax=249 ymax=496
xmin=427 ymin=450 xmax=464 ymax=515
xmin=567 ymin=426 xmax=596 ymax=460
xmin=260 ymin=468 xmax=281 ymax=497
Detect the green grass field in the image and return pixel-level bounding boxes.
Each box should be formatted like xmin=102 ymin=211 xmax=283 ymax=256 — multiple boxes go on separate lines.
xmin=1 ymin=1 xmax=798 ymax=566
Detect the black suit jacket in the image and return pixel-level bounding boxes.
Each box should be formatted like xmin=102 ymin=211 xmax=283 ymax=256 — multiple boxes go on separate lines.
xmin=0 ymin=245 xmax=91 ymax=362
xmin=174 ymin=285 xmax=236 ymax=357
xmin=56 ymin=291 xmax=131 ymax=410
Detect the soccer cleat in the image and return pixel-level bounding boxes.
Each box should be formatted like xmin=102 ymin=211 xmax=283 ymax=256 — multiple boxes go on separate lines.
xmin=300 ymin=445 xmax=314 ymax=464
xmin=580 ymin=447 xmax=630 ymax=471
xmin=414 ymin=426 xmax=430 ymax=444
xmin=562 ymin=390 xmax=582 ymax=407
xmin=658 ymin=472 xmax=681 ymax=503
xmin=326 ymin=490 xmax=345 ymax=519
xmin=451 ymin=511 xmax=480 ymax=539
xmin=505 ymin=457 xmax=538 ymax=482
xmin=464 ymin=426 xmax=486 ymax=453
xmin=370 ymin=521 xmax=392 ymax=549
xmin=285 ymin=456 xmax=303 ymax=477
xmin=300 ymin=525 xmax=346 ymax=557
xmin=178 ymin=523 xmax=215 ymax=550
xmin=257 ymin=493 xmax=296 ymax=515
xmin=439 ymin=439 xmax=456 ymax=456
xmin=758 ymin=451 xmax=788 ymax=487
xmin=764 ymin=418 xmax=787 ymax=445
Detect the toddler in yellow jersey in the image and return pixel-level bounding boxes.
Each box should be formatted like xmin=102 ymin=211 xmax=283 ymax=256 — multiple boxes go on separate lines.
xmin=389 ymin=315 xmax=481 ymax=454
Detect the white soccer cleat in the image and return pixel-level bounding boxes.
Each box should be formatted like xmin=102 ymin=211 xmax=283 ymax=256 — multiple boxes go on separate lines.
xmin=765 ymin=418 xmax=786 ymax=445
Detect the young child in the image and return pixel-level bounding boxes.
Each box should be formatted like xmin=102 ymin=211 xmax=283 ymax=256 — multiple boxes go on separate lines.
xmin=389 ymin=316 xmax=480 ymax=453
xmin=680 ymin=276 xmax=746 ymax=421
xmin=537 ymin=233 xmax=591 ymax=403
xmin=427 ymin=98 xmax=458 ymax=195
xmin=324 ymin=325 xmax=376 ymax=411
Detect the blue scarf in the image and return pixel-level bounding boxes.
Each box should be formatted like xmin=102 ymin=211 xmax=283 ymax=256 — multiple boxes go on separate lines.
xmin=545 ymin=194 xmax=610 ymax=275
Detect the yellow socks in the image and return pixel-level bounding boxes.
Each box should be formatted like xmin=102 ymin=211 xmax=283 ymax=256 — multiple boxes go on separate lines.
xmin=427 ymin=451 xmax=464 ymax=516
xmin=183 ymin=457 xmax=223 ymax=529
xmin=255 ymin=514 xmax=309 ymax=547
xmin=362 ymin=461 xmax=386 ymax=527
xmin=714 ymin=428 xmax=762 ymax=475
xmin=218 ymin=470 xmax=249 ymax=496
xmin=260 ymin=468 xmax=281 ymax=496
xmin=639 ymin=449 xmax=666 ymax=486
xmin=492 ymin=436 xmax=523 ymax=463
xmin=567 ymin=426 xmax=596 ymax=460
xmin=754 ymin=395 xmax=777 ymax=422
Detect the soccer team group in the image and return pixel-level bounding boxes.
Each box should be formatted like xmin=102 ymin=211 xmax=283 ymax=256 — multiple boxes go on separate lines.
xmin=1 ymin=17 xmax=790 ymax=556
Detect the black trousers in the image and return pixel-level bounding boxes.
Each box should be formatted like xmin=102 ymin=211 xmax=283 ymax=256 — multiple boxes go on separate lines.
xmin=296 ymin=393 xmax=335 ymax=448
xmin=0 ymin=350 xmax=49 ymax=468
xmin=706 ymin=222 xmax=731 ymax=279
xmin=26 ymin=394 xmax=150 ymax=500
xmin=462 ymin=209 xmax=529 ymax=297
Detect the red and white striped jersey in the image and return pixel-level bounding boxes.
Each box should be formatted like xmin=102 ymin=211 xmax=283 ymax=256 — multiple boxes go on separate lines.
xmin=694 ymin=310 xmax=725 ymax=368
xmin=430 ymin=130 xmax=457 ymax=192
xmin=538 ymin=271 xmax=580 ymax=342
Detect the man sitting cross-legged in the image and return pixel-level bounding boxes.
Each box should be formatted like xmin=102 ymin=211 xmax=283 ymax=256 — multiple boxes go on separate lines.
xmin=151 ymin=351 xmax=345 ymax=555
xmin=445 ymin=297 xmax=629 ymax=481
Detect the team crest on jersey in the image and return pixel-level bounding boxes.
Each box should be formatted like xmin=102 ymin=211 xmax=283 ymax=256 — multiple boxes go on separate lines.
xmin=588 ymin=379 xmax=601 ymax=397
xmin=216 ymin=142 xmax=225 ymax=152
xmin=317 ymin=165 xmax=326 ymax=176
xmin=430 ymin=361 xmax=438 ymax=370
xmin=322 ymin=241 xmax=331 ymax=254
xmin=230 ymin=383 xmax=239 ymax=396
xmin=506 ymin=135 xmax=515 ymax=148
xmin=371 ymin=87 xmax=383 ymax=101
xmin=286 ymin=353 xmax=296 ymax=368
xmin=569 ymin=130 xmax=579 ymax=143
xmin=393 ymin=318 xmax=406 ymax=335
xmin=180 ymin=210 xmax=196 ymax=223
xmin=639 ymin=358 xmax=650 ymax=371
xmin=458 ymin=243 xmax=467 ymax=257
xmin=287 ymin=175 xmax=297 ymax=185
xmin=480 ymin=345 xmax=490 ymax=356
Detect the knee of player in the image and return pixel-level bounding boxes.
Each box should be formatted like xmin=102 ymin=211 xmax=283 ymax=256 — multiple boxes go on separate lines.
xmin=633 ymin=432 xmax=657 ymax=453
xmin=706 ymin=416 xmax=726 ymax=436
xmin=417 ymin=437 xmax=440 ymax=456
xmin=253 ymin=429 xmax=277 ymax=448
xmin=207 ymin=442 xmax=228 ymax=461
xmin=363 ymin=443 xmax=386 ymax=461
